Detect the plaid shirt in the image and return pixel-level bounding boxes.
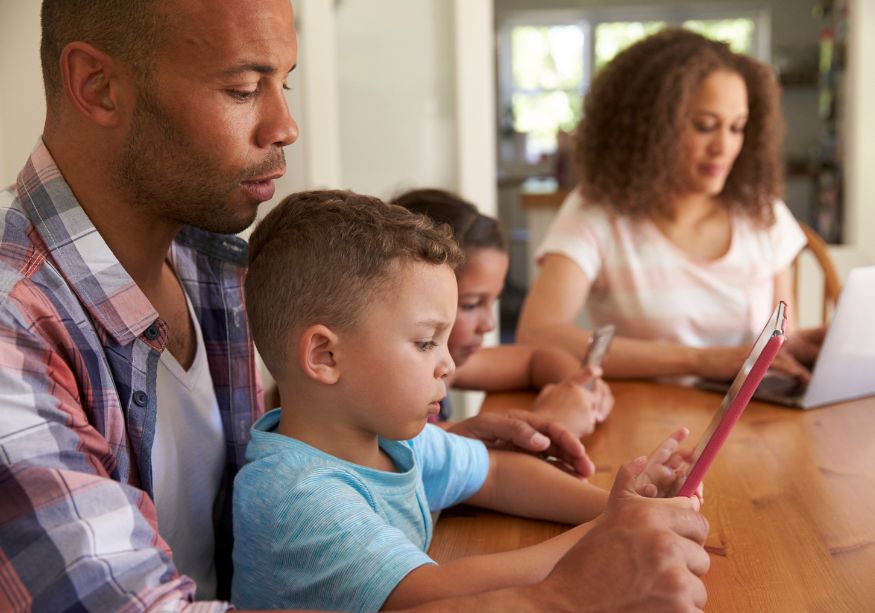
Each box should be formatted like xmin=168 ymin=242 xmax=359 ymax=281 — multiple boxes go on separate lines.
xmin=0 ymin=141 xmax=263 ymax=612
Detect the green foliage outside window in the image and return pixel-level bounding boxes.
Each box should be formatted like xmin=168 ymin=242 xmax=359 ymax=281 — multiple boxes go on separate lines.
xmin=508 ymin=18 xmax=756 ymax=159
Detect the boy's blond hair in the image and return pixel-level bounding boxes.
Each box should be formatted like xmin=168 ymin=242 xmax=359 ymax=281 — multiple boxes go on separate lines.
xmin=246 ymin=190 xmax=464 ymax=377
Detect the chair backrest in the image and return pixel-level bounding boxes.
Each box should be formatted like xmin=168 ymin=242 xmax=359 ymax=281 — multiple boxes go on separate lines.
xmin=793 ymin=222 xmax=842 ymax=325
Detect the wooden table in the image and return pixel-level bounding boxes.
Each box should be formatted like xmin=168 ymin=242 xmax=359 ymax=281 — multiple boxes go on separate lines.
xmin=428 ymin=381 xmax=875 ymax=612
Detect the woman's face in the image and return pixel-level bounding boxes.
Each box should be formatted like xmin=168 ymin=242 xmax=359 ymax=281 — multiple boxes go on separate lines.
xmin=447 ymin=248 xmax=510 ymax=367
xmin=679 ymin=69 xmax=749 ymax=197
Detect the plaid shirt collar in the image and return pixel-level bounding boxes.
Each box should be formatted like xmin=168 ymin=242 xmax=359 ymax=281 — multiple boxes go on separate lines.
xmin=17 ymin=139 xmax=248 ymax=344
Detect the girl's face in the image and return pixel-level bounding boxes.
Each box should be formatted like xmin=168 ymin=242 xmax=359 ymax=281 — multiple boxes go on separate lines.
xmin=679 ymin=69 xmax=748 ymax=197
xmin=447 ymin=248 xmax=510 ymax=367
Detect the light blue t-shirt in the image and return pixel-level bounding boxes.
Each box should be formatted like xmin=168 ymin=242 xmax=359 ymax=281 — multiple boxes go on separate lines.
xmin=231 ymin=410 xmax=490 ymax=612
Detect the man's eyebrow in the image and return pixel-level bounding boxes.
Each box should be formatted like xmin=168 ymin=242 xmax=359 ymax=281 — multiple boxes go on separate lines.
xmin=219 ymin=63 xmax=297 ymax=77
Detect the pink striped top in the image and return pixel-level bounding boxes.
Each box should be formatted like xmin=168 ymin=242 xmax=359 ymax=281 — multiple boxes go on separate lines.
xmin=535 ymin=190 xmax=806 ymax=348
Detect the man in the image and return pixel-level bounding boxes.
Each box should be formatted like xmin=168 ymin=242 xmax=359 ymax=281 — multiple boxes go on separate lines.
xmin=0 ymin=0 xmax=709 ymax=611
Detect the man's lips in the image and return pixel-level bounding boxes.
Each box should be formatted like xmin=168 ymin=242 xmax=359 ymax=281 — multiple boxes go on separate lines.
xmin=240 ymin=169 xmax=285 ymax=201
xmin=245 ymin=169 xmax=286 ymax=183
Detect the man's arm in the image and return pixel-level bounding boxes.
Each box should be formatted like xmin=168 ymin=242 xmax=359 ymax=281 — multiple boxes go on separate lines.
xmin=446 ymin=409 xmax=596 ymax=477
xmin=0 ymin=298 xmax=220 ymax=612
xmin=386 ymin=456 xmax=710 ymax=612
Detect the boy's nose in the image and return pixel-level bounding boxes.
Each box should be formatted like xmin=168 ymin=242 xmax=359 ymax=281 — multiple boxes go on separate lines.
xmin=437 ymin=351 xmax=456 ymax=380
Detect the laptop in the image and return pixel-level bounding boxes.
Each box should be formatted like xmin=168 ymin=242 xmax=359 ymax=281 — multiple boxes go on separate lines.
xmin=698 ymin=266 xmax=875 ymax=409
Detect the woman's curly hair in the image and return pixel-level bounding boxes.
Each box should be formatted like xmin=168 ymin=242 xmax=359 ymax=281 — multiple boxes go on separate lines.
xmin=575 ymin=28 xmax=783 ymax=225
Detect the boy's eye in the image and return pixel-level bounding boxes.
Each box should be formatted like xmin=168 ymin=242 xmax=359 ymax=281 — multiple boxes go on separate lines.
xmin=416 ymin=341 xmax=438 ymax=351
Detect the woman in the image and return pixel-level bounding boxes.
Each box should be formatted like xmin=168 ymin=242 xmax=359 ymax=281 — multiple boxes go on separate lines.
xmin=395 ymin=188 xmax=613 ymax=438
xmin=516 ymin=28 xmax=823 ymax=382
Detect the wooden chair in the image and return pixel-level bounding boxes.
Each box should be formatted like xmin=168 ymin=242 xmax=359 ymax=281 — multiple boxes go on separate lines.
xmin=793 ymin=222 xmax=842 ymax=325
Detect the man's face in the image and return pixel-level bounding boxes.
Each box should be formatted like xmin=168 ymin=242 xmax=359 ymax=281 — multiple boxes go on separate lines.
xmin=113 ymin=0 xmax=299 ymax=234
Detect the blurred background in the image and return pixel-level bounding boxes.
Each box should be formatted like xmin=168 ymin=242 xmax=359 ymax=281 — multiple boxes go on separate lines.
xmin=1 ymin=0 xmax=873 ymax=348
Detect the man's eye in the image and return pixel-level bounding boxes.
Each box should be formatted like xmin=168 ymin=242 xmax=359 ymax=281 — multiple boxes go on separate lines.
xmin=228 ymin=88 xmax=258 ymax=101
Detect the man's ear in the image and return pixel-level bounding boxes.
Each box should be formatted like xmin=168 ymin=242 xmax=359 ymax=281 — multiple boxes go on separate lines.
xmin=60 ymin=42 xmax=131 ymax=128
xmin=299 ymin=324 xmax=340 ymax=384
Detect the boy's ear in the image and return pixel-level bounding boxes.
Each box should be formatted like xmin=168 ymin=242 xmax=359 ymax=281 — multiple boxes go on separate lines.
xmin=60 ymin=42 xmax=131 ymax=128
xmin=298 ymin=324 xmax=340 ymax=384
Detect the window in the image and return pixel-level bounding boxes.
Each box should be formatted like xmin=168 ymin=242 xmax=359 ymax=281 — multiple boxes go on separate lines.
xmin=498 ymin=7 xmax=770 ymax=163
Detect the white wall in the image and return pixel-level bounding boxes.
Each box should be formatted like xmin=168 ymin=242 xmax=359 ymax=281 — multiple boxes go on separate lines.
xmin=335 ymin=0 xmax=458 ymax=199
xmin=0 ymin=1 xmax=45 ymax=186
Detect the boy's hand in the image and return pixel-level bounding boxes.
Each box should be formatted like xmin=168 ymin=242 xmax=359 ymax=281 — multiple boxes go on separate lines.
xmin=447 ymin=410 xmax=595 ymax=478
xmin=634 ymin=427 xmax=703 ymax=502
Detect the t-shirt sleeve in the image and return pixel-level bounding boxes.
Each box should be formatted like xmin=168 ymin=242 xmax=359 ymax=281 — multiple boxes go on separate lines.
xmin=410 ymin=424 xmax=489 ymax=511
xmin=768 ymin=200 xmax=807 ymax=273
xmin=533 ymin=189 xmax=606 ymax=282
xmin=232 ymin=463 xmax=433 ymax=613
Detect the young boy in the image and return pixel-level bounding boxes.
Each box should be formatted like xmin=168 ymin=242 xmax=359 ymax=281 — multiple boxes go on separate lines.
xmin=232 ymin=190 xmax=694 ymax=612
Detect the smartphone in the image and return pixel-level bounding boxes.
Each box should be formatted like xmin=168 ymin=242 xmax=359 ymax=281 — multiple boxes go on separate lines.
xmin=583 ymin=324 xmax=616 ymax=368
xmin=582 ymin=325 xmax=615 ymax=390
xmin=671 ymin=302 xmax=788 ymax=497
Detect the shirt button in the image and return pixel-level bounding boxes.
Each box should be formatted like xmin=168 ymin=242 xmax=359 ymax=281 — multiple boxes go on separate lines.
xmin=144 ymin=323 xmax=160 ymax=340
xmin=133 ymin=390 xmax=149 ymax=407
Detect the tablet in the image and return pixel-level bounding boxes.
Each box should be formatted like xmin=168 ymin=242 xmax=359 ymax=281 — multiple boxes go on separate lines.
xmin=673 ymin=301 xmax=788 ymax=497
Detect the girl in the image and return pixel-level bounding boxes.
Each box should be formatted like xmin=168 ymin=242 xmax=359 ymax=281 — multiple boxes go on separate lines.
xmin=395 ymin=188 xmax=613 ymax=439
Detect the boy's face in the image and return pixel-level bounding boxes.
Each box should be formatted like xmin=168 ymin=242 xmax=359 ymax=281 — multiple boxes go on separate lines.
xmin=335 ymin=261 xmax=458 ymax=441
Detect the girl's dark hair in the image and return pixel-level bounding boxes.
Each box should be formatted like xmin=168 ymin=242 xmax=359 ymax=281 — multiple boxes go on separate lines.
xmin=393 ymin=188 xmax=507 ymax=252
xmin=575 ymin=28 xmax=783 ymax=225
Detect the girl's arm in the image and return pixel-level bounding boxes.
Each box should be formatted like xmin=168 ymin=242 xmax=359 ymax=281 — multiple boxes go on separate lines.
xmin=450 ymin=344 xmax=580 ymax=391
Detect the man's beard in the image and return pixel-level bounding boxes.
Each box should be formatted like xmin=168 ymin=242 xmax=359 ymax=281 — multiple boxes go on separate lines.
xmin=112 ymin=88 xmax=285 ymax=235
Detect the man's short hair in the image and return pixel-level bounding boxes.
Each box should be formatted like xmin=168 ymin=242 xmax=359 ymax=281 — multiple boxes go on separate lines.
xmin=40 ymin=0 xmax=168 ymax=106
xmin=246 ymin=190 xmax=465 ymax=378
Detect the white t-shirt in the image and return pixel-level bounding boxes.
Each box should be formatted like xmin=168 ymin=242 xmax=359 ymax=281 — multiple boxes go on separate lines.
xmin=535 ymin=190 xmax=807 ymax=348
xmin=152 ymin=292 xmax=225 ymax=600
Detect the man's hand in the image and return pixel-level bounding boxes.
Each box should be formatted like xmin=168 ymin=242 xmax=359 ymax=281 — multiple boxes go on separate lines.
xmin=535 ymin=456 xmax=711 ymax=612
xmin=447 ymin=410 xmax=595 ymax=478
xmin=532 ymin=366 xmax=613 ymax=438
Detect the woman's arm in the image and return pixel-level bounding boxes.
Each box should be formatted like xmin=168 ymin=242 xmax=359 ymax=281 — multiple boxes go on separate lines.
xmin=517 ymin=254 xmax=723 ymax=378
xmin=773 ymin=267 xmax=825 ymax=377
